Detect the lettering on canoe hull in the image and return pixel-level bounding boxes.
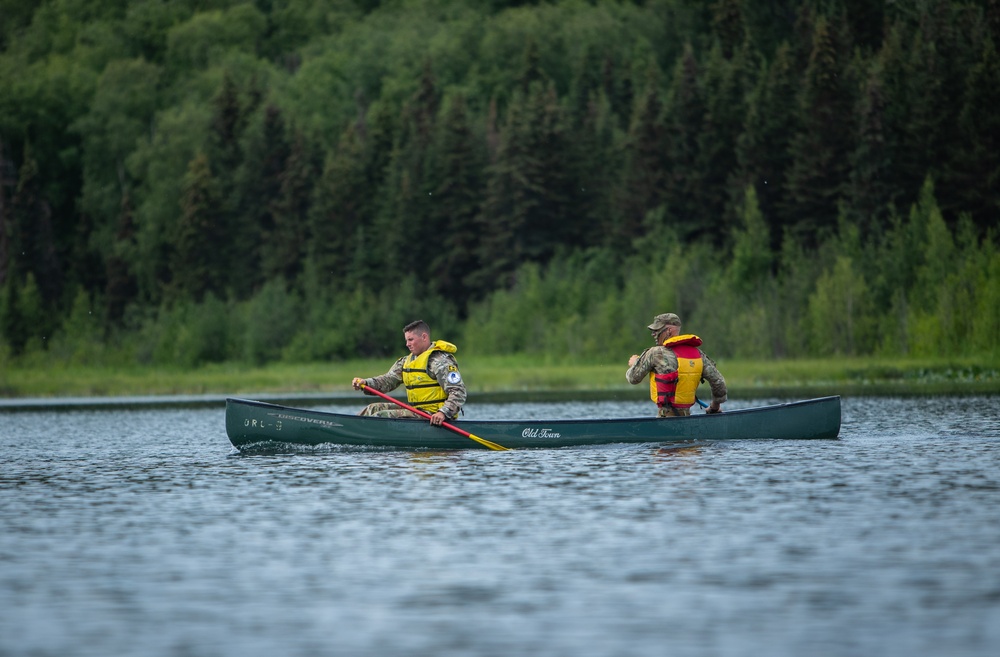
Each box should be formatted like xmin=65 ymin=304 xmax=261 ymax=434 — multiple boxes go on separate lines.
xmin=243 ymin=413 xmax=345 ymax=431
xmin=244 ymin=418 xmax=282 ymax=431
xmin=521 ymin=428 xmax=562 ymax=439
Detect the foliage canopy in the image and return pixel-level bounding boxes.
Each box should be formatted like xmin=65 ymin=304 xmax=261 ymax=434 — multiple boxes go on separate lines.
xmin=1 ymin=0 xmax=998 ymax=369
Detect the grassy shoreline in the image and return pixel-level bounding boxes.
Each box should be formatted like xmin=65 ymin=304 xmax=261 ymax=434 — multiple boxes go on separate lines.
xmin=3 ymin=355 xmax=998 ymax=400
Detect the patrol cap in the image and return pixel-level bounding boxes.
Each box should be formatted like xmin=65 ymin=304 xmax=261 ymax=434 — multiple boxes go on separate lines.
xmin=647 ymin=313 xmax=682 ymax=331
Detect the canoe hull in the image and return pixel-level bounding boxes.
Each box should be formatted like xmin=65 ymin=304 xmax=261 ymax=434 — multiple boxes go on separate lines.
xmin=225 ymin=396 xmax=841 ymax=450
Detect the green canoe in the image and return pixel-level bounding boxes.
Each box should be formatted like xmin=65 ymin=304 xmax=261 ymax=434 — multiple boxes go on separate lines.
xmin=225 ymin=395 xmax=841 ymax=450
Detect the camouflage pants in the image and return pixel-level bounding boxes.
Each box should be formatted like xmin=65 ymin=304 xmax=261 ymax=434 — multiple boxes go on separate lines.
xmin=657 ymin=406 xmax=691 ymax=418
xmin=358 ymin=402 xmax=422 ymax=419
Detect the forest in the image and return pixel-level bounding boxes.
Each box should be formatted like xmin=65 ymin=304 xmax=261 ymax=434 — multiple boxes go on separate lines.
xmin=1 ymin=0 xmax=998 ymax=370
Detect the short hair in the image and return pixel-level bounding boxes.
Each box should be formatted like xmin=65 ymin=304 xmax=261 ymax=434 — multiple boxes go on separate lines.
xmin=403 ymin=319 xmax=430 ymax=335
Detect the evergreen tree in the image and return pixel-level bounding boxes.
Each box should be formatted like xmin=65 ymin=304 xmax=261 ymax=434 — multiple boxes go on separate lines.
xmin=529 ymin=82 xmax=578 ymax=251
xmin=734 ymin=43 xmax=797 ymax=248
xmin=848 ymin=57 xmax=895 ymax=235
xmin=742 ymin=0 xmax=800 ymax=56
xmin=602 ymin=51 xmax=634 ymax=131
xmin=370 ymin=63 xmax=440 ymax=286
xmin=208 ymin=71 xmax=253 ymax=297
xmin=426 ymin=92 xmax=485 ymax=311
xmin=573 ymin=90 xmax=621 ymax=253
xmin=0 ymin=273 xmax=47 ymax=355
xmin=171 ymin=152 xmax=226 ymax=302
xmin=235 ymin=103 xmax=291 ymax=296
xmin=263 ymin=132 xmax=315 ymax=286
xmin=569 ymin=45 xmax=606 ymax=129
xmin=784 ymin=14 xmax=855 ymax=245
xmin=947 ymin=37 xmax=1000 ymax=232
xmin=699 ymin=41 xmax=750 ymax=240
xmin=104 ymin=190 xmax=139 ymax=326
xmin=856 ymin=21 xmax=930 ymax=227
xmin=211 ymin=72 xmax=244 ymax=177
xmin=901 ymin=0 xmax=966 ymax=218
xmin=0 ymin=138 xmax=10 ymax=290
xmin=711 ymin=0 xmax=745 ymax=59
xmin=473 ymin=81 xmax=574 ymax=293
xmin=517 ymin=38 xmax=547 ymax=94
xmin=842 ymin=0 xmax=885 ymax=54
xmin=616 ymin=62 xmax=668 ymax=249
xmin=308 ymin=123 xmax=368 ymax=290
xmin=8 ymin=142 xmax=62 ymax=307
xmin=663 ymin=45 xmax=706 ymax=239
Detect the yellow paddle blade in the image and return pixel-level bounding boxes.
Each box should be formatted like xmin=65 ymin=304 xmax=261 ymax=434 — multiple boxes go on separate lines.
xmin=467 ymin=433 xmax=510 ymax=451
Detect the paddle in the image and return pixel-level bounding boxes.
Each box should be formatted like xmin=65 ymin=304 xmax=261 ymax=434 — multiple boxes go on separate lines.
xmin=358 ymin=384 xmax=510 ymax=451
xmin=695 ymin=396 xmax=725 ymax=414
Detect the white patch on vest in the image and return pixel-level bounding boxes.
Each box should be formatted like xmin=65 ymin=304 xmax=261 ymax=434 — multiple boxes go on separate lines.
xmin=447 ymin=371 xmax=462 ymax=384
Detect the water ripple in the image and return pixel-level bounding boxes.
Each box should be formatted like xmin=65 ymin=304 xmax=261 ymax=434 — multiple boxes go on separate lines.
xmin=2 ymin=396 xmax=999 ymax=657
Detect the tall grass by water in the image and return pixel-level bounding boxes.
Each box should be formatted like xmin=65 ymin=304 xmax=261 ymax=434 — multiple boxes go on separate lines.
xmin=3 ymin=355 xmax=997 ymax=399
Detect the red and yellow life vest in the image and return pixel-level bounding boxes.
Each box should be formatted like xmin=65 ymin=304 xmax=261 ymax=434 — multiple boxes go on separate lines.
xmin=401 ymin=340 xmax=457 ymax=413
xmin=649 ymin=334 xmax=704 ymax=409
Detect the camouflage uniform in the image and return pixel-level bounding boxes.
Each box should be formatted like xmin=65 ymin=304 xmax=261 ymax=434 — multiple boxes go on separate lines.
xmin=358 ymin=351 xmax=467 ymax=419
xmin=626 ymin=345 xmax=728 ymax=418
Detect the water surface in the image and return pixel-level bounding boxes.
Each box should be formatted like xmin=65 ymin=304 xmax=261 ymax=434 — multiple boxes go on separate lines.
xmin=2 ymin=396 xmax=999 ymax=656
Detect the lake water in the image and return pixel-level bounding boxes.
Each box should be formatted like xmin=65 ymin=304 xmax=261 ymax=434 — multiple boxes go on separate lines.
xmin=2 ymin=395 xmax=999 ymax=657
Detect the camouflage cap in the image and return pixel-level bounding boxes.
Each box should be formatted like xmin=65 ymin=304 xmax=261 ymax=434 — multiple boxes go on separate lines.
xmin=647 ymin=313 xmax=682 ymax=331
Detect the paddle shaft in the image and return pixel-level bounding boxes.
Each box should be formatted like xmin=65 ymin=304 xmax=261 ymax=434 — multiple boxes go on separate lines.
xmin=359 ymin=384 xmax=510 ymax=451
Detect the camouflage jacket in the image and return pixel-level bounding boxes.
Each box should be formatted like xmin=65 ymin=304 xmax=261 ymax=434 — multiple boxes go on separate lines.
xmin=626 ymin=346 xmax=728 ymax=406
xmin=363 ymin=351 xmax=467 ymax=419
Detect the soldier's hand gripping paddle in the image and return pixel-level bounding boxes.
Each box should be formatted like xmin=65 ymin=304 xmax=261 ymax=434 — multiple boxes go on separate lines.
xmin=359 ymin=384 xmax=510 ymax=451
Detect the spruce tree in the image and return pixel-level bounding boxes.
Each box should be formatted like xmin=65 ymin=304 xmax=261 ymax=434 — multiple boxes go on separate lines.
xmin=370 ymin=63 xmax=440 ymax=286
xmin=263 ymin=132 xmax=315 ymax=286
xmin=308 ymin=124 xmax=367 ymax=290
xmin=734 ymin=44 xmax=797 ymax=249
xmin=699 ymin=41 xmax=750 ymax=240
xmin=663 ymin=45 xmax=706 ymax=239
xmin=172 ymin=152 xmax=226 ymax=302
xmin=617 ymin=62 xmax=668 ymax=249
xmin=8 ymin=142 xmax=62 ymax=307
xmin=473 ymin=81 xmax=573 ymax=293
xmin=574 ymin=90 xmax=621 ymax=252
xmin=235 ymin=103 xmax=291 ymax=296
xmin=711 ymin=0 xmax=745 ymax=59
xmin=569 ymin=45 xmax=606 ymax=129
xmin=426 ymin=92 xmax=485 ymax=311
xmin=901 ymin=1 xmax=966 ymax=218
xmin=848 ymin=58 xmax=895 ymax=235
xmin=784 ymin=15 xmax=855 ymax=245
xmin=525 ymin=82 xmax=577 ymax=255
xmin=104 ymin=191 xmax=139 ymax=326
xmin=947 ymin=38 xmax=1000 ymax=232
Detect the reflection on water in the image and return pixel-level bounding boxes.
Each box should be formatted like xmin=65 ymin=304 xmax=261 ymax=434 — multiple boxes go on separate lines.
xmin=653 ymin=444 xmax=704 ymax=459
xmin=1 ymin=396 xmax=999 ymax=657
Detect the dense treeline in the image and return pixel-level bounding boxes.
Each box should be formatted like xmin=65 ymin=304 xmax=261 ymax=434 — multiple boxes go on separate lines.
xmin=0 ymin=0 xmax=998 ymax=369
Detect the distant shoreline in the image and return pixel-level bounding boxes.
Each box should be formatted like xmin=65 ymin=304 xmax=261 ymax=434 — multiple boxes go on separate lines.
xmin=1 ymin=387 xmax=996 ymax=413
xmin=2 ymin=356 xmax=997 ymax=412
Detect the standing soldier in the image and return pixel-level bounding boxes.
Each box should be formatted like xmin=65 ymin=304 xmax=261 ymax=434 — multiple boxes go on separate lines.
xmin=626 ymin=313 xmax=727 ymax=417
xmin=352 ymin=320 xmax=466 ymax=425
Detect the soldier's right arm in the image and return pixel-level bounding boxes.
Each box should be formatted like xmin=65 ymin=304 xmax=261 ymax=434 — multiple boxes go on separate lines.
xmin=626 ymin=348 xmax=654 ymax=384
xmin=363 ymin=357 xmax=406 ymax=393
